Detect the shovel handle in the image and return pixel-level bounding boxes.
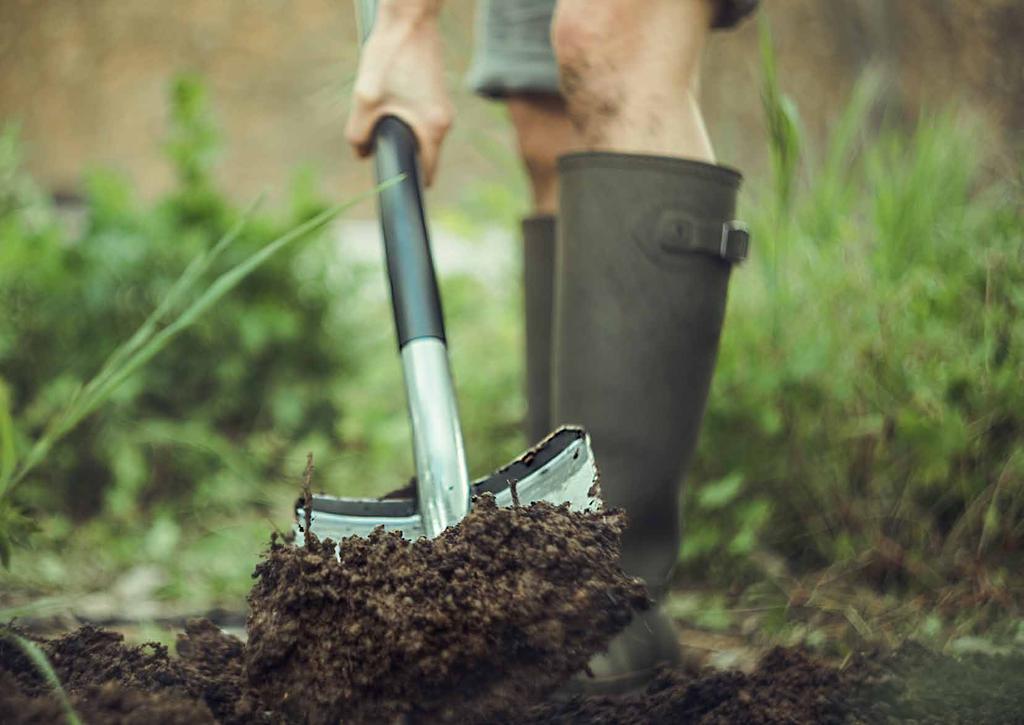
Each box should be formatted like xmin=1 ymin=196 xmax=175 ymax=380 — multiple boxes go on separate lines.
xmin=356 ymin=0 xmax=445 ymax=348
xmin=353 ymin=0 xmax=470 ymax=538
xmin=372 ymin=116 xmax=447 ymax=348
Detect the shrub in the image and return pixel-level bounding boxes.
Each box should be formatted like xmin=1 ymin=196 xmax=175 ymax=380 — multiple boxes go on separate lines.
xmin=0 ymin=75 xmax=359 ymax=524
xmin=681 ymin=24 xmax=1024 ymax=595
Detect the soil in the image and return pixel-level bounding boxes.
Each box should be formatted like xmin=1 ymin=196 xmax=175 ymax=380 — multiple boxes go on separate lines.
xmin=0 ymin=620 xmax=242 ymax=724
xmin=3 ymin=494 xmax=1023 ymax=723
xmin=4 ymin=622 xmax=1024 ymax=724
xmin=508 ymin=647 xmax=847 ymax=724
xmin=245 ymin=493 xmax=649 ymax=722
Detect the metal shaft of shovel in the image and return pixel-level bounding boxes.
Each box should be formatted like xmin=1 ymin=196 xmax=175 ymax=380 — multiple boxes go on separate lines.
xmin=356 ymin=0 xmax=471 ymax=537
xmin=298 ymin=1 xmax=602 ymax=544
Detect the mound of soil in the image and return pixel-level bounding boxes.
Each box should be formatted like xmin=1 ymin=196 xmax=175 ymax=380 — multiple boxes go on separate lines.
xmin=511 ymin=647 xmax=846 ymax=724
xmin=245 ymin=494 xmax=649 ymax=722
xmin=0 ymin=620 xmax=245 ymax=724
xmin=5 ymin=619 xmax=1024 ymax=723
xmin=4 ymin=490 xmax=1023 ymax=723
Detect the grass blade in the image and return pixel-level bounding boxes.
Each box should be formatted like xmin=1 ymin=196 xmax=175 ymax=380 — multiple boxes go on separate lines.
xmin=7 ymin=177 xmax=400 ymax=490
xmin=0 ymin=382 xmax=15 ymax=493
xmin=3 ymin=631 xmax=82 ymax=725
xmin=82 ymin=195 xmax=263 ymax=402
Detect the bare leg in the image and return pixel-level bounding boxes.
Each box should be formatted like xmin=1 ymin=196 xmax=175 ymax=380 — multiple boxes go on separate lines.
xmin=505 ymin=93 xmax=577 ymax=442
xmin=552 ymin=0 xmax=716 ymax=162
xmin=506 ymin=94 xmax=578 ymax=215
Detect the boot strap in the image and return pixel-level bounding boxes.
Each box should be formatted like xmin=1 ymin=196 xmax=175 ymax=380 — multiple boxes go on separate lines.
xmin=654 ymin=212 xmax=750 ymax=264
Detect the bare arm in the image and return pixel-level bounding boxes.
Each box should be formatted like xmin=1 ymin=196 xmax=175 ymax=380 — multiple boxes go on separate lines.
xmin=345 ymin=0 xmax=452 ymax=185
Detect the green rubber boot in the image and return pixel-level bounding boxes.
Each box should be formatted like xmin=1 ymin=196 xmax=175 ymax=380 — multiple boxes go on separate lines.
xmin=522 ymin=215 xmax=557 ymax=444
xmin=552 ymin=152 xmax=748 ymax=692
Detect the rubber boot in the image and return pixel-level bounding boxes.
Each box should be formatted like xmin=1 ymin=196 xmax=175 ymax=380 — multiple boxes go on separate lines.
xmin=522 ymin=215 xmax=557 ymax=444
xmin=552 ymin=152 xmax=747 ymax=692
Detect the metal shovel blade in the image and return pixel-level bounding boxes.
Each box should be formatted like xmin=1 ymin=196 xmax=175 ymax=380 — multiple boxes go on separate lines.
xmin=299 ymin=427 xmax=599 ymax=541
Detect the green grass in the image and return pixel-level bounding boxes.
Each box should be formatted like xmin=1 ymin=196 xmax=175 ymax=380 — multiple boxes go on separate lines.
xmin=671 ymin=21 xmax=1023 ymax=651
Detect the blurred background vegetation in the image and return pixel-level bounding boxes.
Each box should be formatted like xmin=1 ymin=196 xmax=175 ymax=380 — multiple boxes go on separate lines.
xmin=1 ymin=2 xmax=1022 ymax=658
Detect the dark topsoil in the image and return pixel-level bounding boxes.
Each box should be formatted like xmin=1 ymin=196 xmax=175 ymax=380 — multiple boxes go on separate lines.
xmin=3 ymin=494 xmax=1023 ymax=724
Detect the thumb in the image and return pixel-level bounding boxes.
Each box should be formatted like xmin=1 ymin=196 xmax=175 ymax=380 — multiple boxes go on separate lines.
xmin=370 ymin=110 xmax=445 ymax=188
xmin=345 ymin=87 xmax=383 ymax=159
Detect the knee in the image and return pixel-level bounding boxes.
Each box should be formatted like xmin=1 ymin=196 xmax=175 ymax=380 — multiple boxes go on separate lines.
xmin=552 ymin=0 xmax=713 ymax=95
xmin=550 ymin=1 xmax=621 ymax=97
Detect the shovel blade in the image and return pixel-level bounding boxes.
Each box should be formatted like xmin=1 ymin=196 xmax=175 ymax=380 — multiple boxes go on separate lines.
xmin=299 ymin=427 xmax=599 ymax=541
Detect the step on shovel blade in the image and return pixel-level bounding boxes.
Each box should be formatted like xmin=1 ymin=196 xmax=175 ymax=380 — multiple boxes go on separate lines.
xmin=298 ymin=427 xmax=600 ymax=541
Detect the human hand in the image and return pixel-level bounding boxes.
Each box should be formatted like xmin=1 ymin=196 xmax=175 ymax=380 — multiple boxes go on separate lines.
xmin=345 ymin=8 xmax=453 ymax=186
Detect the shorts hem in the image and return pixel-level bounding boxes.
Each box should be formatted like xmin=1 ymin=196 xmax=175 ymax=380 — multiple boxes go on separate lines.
xmin=466 ymin=61 xmax=561 ymax=99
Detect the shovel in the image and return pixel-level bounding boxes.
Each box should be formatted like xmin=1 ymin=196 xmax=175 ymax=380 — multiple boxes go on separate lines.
xmin=298 ymin=0 xmax=600 ymax=542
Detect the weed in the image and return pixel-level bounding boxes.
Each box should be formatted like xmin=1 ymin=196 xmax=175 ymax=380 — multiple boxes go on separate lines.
xmin=2 ymin=630 xmax=82 ymax=725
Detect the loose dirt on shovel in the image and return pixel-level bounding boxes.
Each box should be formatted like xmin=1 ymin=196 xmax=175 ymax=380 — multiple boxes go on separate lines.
xmin=245 ymin=494 xmax=648 ymax=722
xmin=3 ymin=492 xmax=1023 ymax=723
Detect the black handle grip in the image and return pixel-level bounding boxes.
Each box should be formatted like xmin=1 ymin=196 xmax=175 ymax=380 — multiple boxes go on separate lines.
xmin=372 ymin=116 xmax=446 ymax=348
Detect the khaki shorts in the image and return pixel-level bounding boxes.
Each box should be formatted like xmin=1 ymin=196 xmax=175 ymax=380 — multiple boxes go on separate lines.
xmin=467 ymin=0 xmax=759 ymax=98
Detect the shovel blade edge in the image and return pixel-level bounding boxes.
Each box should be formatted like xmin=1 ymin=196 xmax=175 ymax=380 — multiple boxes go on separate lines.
xmin=298 ymin=427 xmax=599 ymax=542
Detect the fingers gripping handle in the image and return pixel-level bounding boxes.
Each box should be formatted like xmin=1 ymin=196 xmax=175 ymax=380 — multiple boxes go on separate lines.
xmin=372 ymin=117 xmax=447 ymax=348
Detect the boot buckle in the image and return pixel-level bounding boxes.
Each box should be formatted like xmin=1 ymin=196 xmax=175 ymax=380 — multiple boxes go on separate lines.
xmin=645 ymin=212 xmax=750 ymax=266
xmin=720 ymin=220 xmax=750 ymax=263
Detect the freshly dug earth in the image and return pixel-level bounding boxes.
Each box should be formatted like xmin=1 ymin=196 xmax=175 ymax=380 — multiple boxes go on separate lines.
xmin=4 ymin=621 xmax=1024 ymax=723
xmin=507 ymin=647 xmax=848 ymax=724
xmin=245 ymin=494 xmax=649 ymax=722
xmin=501 ymin=643 xmax=1024 ymax=724
xmin=0 ymin=619 xmax=243 ymax=724
xmin=3 ymin=492 xmax=1023 ymax=723
xmin=1 ymin=494 xmax=648 ymax=723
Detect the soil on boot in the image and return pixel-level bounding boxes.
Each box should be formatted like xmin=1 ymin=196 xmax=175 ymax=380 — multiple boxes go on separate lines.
xmin=244 ymin=493 xmax=649 ymax=723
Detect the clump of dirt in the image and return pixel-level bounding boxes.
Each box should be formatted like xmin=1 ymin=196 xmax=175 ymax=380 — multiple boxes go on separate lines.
xmin=0 ymin=621 xmax=246 ymax=724
xmin=508 ymin=647 xmax=847 ymax=724
xmin=0 ymin=673 xmax=216 ymax=724
xmin=244 ymin=493 xmax=649 ymax=722
xmin=174 ymin=619 xmax=249 ymax=723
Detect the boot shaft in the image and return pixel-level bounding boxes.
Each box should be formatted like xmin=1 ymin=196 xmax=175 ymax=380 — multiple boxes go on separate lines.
xmin=552 ymin=151 xmax=744 ymax=596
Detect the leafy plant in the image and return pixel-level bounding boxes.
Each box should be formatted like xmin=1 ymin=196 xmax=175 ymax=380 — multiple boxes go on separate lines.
xmin=0 ymin=76 xmax=389 ymax=564
xmin=681 ymin=19 xmax=1024 ymax=611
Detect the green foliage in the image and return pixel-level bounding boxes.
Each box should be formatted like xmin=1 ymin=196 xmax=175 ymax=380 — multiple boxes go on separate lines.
xmin=0 ymin=74 xmax=522 ymax=603
xmin=2 ymin=44 xmax=1022 ymax=640
xmin=682 ymin=25 xmax=1024 ymax=603
xmin=0 ymin=75 xmax=362 ymax=534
